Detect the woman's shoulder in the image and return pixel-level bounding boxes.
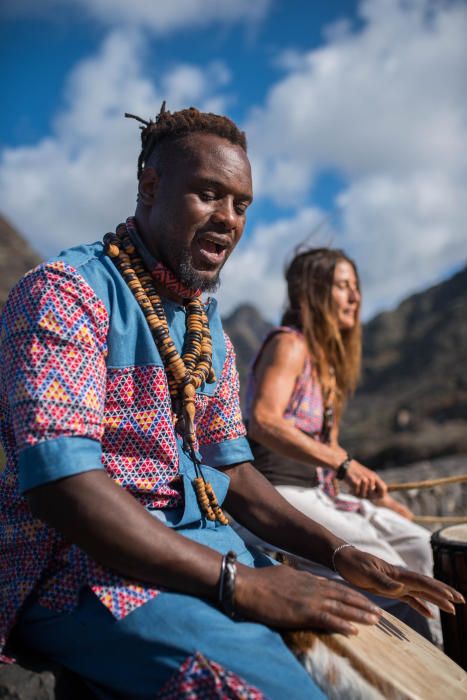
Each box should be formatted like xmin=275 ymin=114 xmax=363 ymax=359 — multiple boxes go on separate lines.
xmin=263 ymin=326 xmax=309 ymax=362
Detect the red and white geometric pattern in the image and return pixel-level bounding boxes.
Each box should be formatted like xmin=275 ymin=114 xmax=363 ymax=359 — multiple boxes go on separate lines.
xmin=156 ymin=652 xmax=265 ymax=699
xmin=102 ymin=366 xmax=182 ymax=509
xmin=196 ymin=335 xmax=247 ymax=446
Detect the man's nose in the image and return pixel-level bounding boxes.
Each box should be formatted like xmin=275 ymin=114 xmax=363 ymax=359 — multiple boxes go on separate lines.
xmin=212 ymin=198 xmax=236 ymax=230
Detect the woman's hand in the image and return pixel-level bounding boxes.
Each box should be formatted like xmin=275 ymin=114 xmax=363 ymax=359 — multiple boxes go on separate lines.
xmin=344 ymin=460 xmax=387 ymax=499
xmin=235 ymin=563 xmax=381 ymax=635
xmin=334 ymin=545 xmax=465 ymax=618
xmin=373 ymin=494 xmax=414 ymax=520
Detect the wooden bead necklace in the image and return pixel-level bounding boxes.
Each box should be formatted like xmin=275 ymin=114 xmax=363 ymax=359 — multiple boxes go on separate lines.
xmin=103 ymin=224 xmax=229 ymax=525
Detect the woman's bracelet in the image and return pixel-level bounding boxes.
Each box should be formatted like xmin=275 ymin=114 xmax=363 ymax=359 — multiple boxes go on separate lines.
xmin=331 ymin=542 xmax=355 ymax=571
xmin=218 ymin=550 xmax=237 ymax=617
xmin=336 ymin=454 xmax=352 ymax=480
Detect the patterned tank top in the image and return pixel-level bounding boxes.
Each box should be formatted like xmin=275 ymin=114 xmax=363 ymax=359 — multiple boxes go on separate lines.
xmin=246 ymin=326 xmax=324 ymax=436
xmin=246 ymin=327 xmax=361 ymax=510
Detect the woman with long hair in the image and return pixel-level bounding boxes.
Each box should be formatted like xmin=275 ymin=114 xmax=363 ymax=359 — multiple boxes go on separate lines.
xmin=246 ymin=247 xmax=433 ymax=577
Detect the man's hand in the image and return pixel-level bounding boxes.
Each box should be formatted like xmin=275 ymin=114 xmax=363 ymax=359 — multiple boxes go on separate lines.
xmin=373 ymin=494 xmax=414 ymax=520
xmin=334 ymin=545 xmax=465 ymax=618
xmin=235 ymin=564 xmax=381 ymax=635
xmin=345 ymin=460 xmax=387 ymax=499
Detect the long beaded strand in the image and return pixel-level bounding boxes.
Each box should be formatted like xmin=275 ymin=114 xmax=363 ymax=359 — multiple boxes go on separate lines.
xmin=103 ymin=225 xmax=229 ymax=525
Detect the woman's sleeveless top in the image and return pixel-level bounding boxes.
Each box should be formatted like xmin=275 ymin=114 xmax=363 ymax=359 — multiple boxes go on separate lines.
xmin=245 ymin=326 xmax=324 ymax=487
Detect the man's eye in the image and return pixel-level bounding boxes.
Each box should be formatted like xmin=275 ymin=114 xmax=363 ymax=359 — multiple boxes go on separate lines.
xmin=199 ymin=191 xmax=216 ymax=201
xmin=235 ymin=202 xmax=249 ymax=215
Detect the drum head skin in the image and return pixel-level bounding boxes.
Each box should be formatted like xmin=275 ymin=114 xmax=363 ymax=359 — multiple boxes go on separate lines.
xmin=437 ymin=525 xmax=467 ymax=544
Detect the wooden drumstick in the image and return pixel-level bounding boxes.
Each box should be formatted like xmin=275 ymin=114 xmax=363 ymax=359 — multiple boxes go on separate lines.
xmin=387 ymin=474 xmax=467 ymax=492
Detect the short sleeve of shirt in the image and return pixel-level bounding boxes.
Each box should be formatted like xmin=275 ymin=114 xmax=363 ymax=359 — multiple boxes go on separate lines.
xmin=0 ymin=261 xmax=109 ymax=493
xmin=196 ymin=333 xmax=253 ymax=467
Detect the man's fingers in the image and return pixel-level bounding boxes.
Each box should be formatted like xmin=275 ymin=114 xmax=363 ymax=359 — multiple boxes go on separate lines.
xmin=316 ymin=580 xmax=380 ymax=612
xmin=396 ymin=569 xmax=465 ymax=606
xmin=401 ymin=595 xmax=433 ymax=618
xmin=365 ymin=566 xmax=405 ymax=594
xmin=322 ymin=598 xmax=381 ymax=625
xmin=408 ymin=589 xmax=456 ymax=614
xmin=313 ymin=611 xmax=359 ymax=636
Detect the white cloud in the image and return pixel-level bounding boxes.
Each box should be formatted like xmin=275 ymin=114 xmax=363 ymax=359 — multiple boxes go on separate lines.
xmin=218 ymin=207 xmax=330 ymax=320
xmin=77 ymin=0 xmax=271 ymax=33
xmin=2 ymin=0 xmax=466 ymax=322
xmin=245 ymin=0 xmax=467 ymax=316
xmin=0 ymin=0 xmax=271 ymax=33
xmin=0 ymin=31 xmax=232 ymax=255
xmin=338 ymin=169 xmax=467 ymax=318
xmin=249 ymin=0 xmax=467 ymax=196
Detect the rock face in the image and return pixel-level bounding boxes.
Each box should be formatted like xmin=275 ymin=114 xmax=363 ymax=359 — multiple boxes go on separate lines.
xmin=0 ymin=658 xmax=93 ymax=700
xmin=341 ymin=265 xmax=467 ymax=467
xmin=222 ymin=303 xmax=273 ymax=404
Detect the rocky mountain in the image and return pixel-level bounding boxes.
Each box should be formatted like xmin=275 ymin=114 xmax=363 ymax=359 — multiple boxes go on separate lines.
xmin=0 ymin=215 xmax=41 ymax=309
xmin=222 ymin=304 xmax=273 ymax=404
xmin=341 ymin=264 xmax=467 ymax=467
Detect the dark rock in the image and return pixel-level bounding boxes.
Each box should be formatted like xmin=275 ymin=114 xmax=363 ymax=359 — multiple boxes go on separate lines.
xmin=0 ymin=664 xmax=55 ymax=700
xmin=222 ymin=303 xmax=273 ymax=404
xmin=0 ymin=663 xmax=94 ymax=700
xmin=0 ymin=215 xmax=41 ymax=311
xmin=0 ymin=645 xmax=95 ymax=700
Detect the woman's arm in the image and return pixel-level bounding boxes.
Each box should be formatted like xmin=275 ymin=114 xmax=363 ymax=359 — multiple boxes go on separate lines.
xmin=249 ymin=332 xmax=386 ymax=498
xmin=249 ymin=332 xmax=347 ymax=468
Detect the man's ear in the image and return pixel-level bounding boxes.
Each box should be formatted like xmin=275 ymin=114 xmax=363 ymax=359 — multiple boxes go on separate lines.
xmin=138 ymin=167 xmax=159 ymax=205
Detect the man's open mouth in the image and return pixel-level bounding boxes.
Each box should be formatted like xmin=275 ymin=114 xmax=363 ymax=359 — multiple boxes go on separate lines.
xmin=195 ymin=233 xmax=230 ymax=266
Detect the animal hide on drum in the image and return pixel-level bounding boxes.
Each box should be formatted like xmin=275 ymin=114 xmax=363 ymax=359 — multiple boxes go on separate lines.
xmin=284 ymin=630 xmax=385 ymax=700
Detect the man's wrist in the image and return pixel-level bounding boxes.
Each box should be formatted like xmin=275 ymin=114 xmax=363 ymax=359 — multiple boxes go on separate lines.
xmin=218 ymin=551 xmax=237 ymax=617
xmin=331 ymin=542 xmax=355 ymax=571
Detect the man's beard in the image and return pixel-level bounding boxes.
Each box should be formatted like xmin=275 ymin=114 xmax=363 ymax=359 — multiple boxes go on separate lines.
xmin=166 ymin=246 xmax=222 ymax=293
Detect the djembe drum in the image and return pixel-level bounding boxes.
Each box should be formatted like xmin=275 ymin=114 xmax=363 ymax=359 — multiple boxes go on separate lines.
xmin=285 ymin=609 xmax=467 ymax=699
xmin=431 ymin=524 xmax=467 ymax=670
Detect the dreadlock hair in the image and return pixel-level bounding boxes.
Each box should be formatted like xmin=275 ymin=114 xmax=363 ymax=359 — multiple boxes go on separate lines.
xmin=126 ymin=101 xmax=247 ymax=180
xmin=282 ymin=247 xmax=362 ymax=421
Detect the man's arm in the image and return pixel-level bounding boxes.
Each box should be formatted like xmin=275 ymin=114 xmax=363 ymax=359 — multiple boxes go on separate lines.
xmin=223 ymin=460 xmax=464 ymax=616
xmin=26 ymin=469 xmax=386 ymax=635
xmin=224 ymin=461 xmax=343 ymax=568
xmin=27 ymin=470 xmax=223 ymax=597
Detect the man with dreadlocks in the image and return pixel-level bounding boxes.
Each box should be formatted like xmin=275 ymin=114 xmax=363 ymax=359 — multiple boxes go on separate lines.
xmin=0 ymin=104 xmax=462 ymax=699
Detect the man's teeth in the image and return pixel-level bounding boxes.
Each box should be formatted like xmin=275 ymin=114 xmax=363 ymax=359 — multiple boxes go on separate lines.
xmin=201 ymin=239 xmax=223 ymax=254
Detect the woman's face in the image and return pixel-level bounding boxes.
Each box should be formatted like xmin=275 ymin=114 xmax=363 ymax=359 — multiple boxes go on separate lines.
xmin=331 ymin=260 xmax=361 ymax=330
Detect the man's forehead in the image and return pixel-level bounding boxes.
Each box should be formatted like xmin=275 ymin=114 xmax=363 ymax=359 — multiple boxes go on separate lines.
xmin=171 ymin=133 xmax=252 ymax=190
xmin=175 ymin=132 xmax=248 ymax=163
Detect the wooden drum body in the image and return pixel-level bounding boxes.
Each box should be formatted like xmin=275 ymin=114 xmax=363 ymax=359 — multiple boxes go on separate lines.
xmin=285 ymin=610 xmax=467 ymax=699
xmin=431 ymin=524 xmax=467 ymax=670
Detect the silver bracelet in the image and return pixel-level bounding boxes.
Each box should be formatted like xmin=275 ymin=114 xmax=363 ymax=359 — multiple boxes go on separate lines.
xmin=331 ymin=543 xmax=354 ymax=571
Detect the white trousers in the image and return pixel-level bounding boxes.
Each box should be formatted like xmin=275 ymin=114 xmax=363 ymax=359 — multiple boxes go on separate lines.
xmin=275 ymin=485 xmax=433 ymax=576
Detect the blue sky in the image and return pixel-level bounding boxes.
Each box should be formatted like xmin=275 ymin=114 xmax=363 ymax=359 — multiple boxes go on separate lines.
xmin=1 ymin=0 xmax=466 ymax=320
